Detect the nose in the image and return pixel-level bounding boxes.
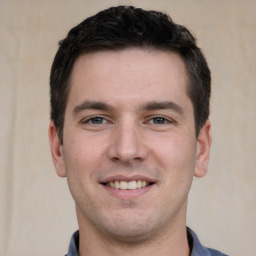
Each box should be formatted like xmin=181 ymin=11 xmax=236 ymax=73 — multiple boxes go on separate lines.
xmin=107 ymin=121 xmax=149 ymax=164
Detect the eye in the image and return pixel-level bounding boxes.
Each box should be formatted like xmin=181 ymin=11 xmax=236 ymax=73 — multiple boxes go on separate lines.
xmin=83 ymin=116 xmax=108 ymax=125
xmin=148 ymin=116 xmax=170 ymax=124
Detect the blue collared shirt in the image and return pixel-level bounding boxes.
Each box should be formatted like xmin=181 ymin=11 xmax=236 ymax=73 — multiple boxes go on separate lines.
xmin=65 ymin=227 xmax=228 ymax=256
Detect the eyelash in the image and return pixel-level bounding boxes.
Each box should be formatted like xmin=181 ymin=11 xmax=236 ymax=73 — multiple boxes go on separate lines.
xmin=146 ymin=115 xmax=174 ymax=125
xmin=82 ymin=115 xmax=174 ymax=126
xmin=82 ymin=116 xmax=110 ymax=125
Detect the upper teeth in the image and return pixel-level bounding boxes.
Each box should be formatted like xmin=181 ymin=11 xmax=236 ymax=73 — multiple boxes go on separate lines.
xmin=107 ymin=180 xmax=149 ymax=190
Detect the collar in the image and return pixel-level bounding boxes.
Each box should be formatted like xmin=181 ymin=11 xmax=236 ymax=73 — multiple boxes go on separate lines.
xmin=65 ymin=227 xmax=227 ymax=256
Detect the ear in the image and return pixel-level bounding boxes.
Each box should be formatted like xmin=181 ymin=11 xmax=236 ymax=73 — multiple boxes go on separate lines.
xmin=194 ymin=120 xmax=212 ymax=178
xmin=48 ymin=121 xmax=66 ymax=177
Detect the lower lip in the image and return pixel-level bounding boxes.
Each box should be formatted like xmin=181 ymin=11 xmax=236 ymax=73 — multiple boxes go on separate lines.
xmin=102 ymin=184 xmax=154 ymax=199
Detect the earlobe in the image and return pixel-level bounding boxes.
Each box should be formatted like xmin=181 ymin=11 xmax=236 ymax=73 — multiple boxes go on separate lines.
xmin=194 ymin=120 xmax=212 ymax=178
xmin=48 ymin=121 xmax=67 ymax=177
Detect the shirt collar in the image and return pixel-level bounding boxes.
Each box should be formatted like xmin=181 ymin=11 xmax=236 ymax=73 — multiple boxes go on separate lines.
xmin=65 ymin=227 xmax=227 ymax=256
xmin=188 ymin=227 xmax=212 ymax=256
xmin=66 ymin=230 xmax=79 ymax=256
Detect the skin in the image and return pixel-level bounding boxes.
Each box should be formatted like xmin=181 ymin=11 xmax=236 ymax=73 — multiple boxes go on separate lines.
xmin=49 ymin=48 xmax=211 ymax=256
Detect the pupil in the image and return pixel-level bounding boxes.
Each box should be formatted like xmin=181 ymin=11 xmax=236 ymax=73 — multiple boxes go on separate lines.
xmin=154 ymin=117 xmax=165 ymax=124
xmin=92 ymin=117 xmax=103 ymax=124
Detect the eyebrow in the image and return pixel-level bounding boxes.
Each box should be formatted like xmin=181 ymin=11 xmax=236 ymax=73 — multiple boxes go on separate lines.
xmin=141 ymin=101 xmax=184 ymax=115
xmin=73 ymin=100 xmax=184 ymax=116
xmin=73 ymin=101 xmax=114 ymax=115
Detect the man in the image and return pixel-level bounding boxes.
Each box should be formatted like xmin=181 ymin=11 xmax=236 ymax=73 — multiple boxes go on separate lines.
xmin=49 ymin=6 xmax=227 ymax=256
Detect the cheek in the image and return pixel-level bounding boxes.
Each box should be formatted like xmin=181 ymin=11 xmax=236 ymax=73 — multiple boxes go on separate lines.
xmin=150 ymin=134 xmax=197 ymax=176
xmin=62 ymin=137 xmax=100 ymax=203
xmin=63 ymin=132 xmax=106 ymax=171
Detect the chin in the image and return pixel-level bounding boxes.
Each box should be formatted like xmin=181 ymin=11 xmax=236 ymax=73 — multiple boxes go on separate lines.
xmin=95 ymin=211 xmax=159 ymax=243
xmin=104 ymin=225 xmax=154 ymax=244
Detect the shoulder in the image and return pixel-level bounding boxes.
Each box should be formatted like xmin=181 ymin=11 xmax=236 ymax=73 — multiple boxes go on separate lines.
xmin=207 ymin=248 xmax=228 ymax=256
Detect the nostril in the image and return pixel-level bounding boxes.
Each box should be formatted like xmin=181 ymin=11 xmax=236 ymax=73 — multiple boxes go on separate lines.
xmin=111 ymin=156 xmax=143 ymax=163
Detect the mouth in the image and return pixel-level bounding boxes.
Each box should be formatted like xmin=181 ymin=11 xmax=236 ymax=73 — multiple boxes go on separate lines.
xmin=102 ymin=180 xmax=154 ymax=190
xmin=100 ymin=175 xmax=156 ymax=199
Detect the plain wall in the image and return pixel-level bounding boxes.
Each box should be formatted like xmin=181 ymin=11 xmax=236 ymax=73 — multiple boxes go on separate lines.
xmin=0 ymin=0 xmax=255 ymax=255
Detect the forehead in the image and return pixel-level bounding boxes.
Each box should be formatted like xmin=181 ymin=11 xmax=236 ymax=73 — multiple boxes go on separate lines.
xmin=68 ymin=48 xmax=190 ymax=110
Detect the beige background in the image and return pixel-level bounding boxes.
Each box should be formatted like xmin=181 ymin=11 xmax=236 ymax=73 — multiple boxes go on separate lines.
xmin=0 ymin=0 xmax=255 ymax=255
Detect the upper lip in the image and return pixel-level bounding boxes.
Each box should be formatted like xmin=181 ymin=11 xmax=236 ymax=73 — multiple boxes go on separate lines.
xmin=100 ymin=175 xmax=156 ymax=184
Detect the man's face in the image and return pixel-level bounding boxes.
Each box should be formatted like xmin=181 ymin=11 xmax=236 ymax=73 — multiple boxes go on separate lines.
xmin=49 ymin=48 xmax=211 ymax=242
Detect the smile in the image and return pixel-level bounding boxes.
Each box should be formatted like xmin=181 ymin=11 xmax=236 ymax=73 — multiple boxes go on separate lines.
xmin=105 ymin=180 xmax=152 ymax=190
